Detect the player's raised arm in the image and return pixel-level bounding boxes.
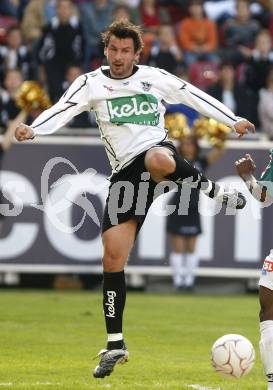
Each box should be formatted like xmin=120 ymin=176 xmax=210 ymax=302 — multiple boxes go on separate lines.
xmin=15 ymin=74 xmax=91 ymax=141
xmin=157 ymin=68 xmax=255 ymax=138
xmin=235 ymin=153 xmax=273 ymax=205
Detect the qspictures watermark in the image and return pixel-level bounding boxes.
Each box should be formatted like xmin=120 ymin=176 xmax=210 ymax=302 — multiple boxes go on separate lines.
xmin=0 ymin=156 xmax=271 ymax=233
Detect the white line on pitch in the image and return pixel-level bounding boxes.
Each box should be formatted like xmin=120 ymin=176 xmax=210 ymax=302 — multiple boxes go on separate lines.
xmin=34 ymin=382 xmax=62 ymax=386
xmin=0 ymin=383 xmax=63 ymax=387
xmin=187 ymin=385 xmax=222 ymax=390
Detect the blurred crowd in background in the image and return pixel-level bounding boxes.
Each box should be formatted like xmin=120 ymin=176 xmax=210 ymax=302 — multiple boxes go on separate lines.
xmin=0 ymin=0 xmax=273 ymax=137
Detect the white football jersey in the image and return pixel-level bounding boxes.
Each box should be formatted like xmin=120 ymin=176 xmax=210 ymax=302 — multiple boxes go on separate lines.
xmin=31 ymin=65 xmax=239 ymax=174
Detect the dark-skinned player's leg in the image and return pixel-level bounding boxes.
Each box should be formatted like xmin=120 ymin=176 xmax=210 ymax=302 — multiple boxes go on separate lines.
xmin=259 ymin=285 xmax=273 ymax=390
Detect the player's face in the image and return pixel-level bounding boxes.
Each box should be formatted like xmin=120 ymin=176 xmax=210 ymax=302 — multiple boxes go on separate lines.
xmin=104 ymin=36 xmax=140 ymax=78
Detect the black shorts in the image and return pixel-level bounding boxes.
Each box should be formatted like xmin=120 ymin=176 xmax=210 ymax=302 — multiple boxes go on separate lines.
xmin=102 ymin=141 xmax=176 ymax=235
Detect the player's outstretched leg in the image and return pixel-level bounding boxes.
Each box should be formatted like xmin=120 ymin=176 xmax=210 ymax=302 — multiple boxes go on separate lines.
xmin=145 ymin=147 xmax=246 ymax=210
xmin=93 ymin=221 xmax=137 ymax=378
xmin=167 ymin=149 xmax=246 ymax=209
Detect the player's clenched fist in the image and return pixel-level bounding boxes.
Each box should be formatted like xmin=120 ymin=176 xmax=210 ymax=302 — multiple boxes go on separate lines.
xmin=15 ymin=123 xmax=35 ymax=141
xmin=234 ymin=119 xmax=255 ymax=138
xmin=235 ymin=153 xmax=256 ymax=180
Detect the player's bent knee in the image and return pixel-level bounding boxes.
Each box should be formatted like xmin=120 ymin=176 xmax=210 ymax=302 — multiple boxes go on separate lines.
xmin=145 ymin=150 xmax=175 ymax=176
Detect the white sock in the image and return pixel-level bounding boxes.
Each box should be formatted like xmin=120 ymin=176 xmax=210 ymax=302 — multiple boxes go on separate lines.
xmin=170 ymin=252 xmax=184 ymax=287
xmin=107 ymin=333 xmax=123 ymax=342
xmin=184 ymin=253 xmax=199 ymax=287
xmin=260 ymin=320 xmax=273 ymax=389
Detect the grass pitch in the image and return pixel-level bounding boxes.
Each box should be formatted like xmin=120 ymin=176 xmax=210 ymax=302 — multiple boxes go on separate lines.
xmin=0 ymin=290 xmax=265 ymax=389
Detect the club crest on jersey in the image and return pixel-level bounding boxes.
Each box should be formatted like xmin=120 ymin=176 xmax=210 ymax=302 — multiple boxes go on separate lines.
xmin=141 ymin=81 xmax=152 ymax=91
xmin=106 ymin=93 xmax=160 ymax=126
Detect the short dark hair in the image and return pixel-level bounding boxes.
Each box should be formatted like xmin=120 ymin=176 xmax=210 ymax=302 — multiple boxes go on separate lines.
xmin=102 ymin=19 xmax=144 ymax=53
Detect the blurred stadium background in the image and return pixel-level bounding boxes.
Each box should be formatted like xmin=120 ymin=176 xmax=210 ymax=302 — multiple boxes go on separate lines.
xmin=0 ymin=0 xmax=273 ymax=388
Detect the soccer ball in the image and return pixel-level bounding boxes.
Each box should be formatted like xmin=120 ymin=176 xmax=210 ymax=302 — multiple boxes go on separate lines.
xmin=211 ymin=334 xmax=255 ymax=379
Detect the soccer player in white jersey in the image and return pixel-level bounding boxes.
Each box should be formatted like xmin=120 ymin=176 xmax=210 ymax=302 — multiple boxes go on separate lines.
xmin=15 ymin=20 xmax=255 ymax=378
xmin=236 ymin=152 xmax=273 ymax=390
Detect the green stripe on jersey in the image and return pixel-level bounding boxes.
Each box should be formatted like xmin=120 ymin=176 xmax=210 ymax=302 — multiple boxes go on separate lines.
xmin=259 ymin=148 xmax=273 ymax=197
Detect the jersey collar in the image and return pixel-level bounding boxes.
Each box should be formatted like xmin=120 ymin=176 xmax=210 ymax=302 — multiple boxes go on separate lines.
xmin=100 ymin=65 xmax=139 ymax=80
